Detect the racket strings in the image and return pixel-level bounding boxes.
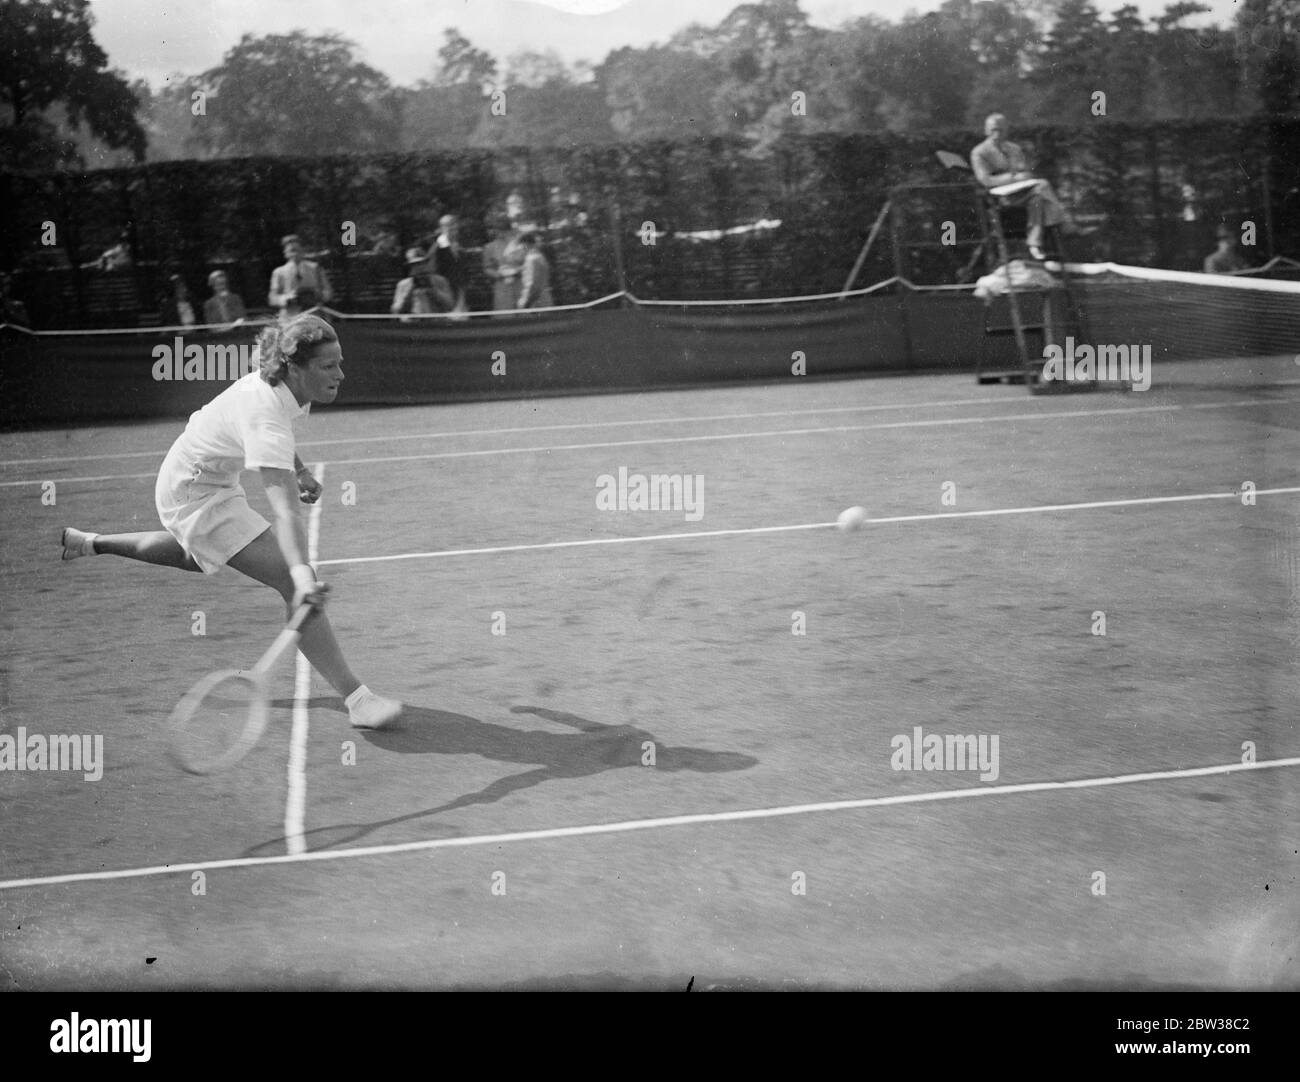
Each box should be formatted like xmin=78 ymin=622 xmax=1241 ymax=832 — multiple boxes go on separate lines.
xmin=168 ymin=673 xmax=265 ymax=774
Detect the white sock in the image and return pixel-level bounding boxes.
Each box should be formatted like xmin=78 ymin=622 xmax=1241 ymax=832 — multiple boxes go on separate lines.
xmin=345 ymin=685 xmax=372 ymax=709
xmin=82 ymin=532 xmax=100 ymax=556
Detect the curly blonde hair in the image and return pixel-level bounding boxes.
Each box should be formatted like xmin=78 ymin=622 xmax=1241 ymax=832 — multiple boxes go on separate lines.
xmin=255 ymin=314 xmax=338 ymax=386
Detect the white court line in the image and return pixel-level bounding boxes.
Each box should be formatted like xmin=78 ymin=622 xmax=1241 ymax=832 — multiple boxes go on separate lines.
xmin=0 ymin=469 xmax=157 ymax=488
xmin=0 ymin=395 xmax=1026 ymax=468
xmin=0 ymin=755 xmax=1295 ymax=893
xmin=285 ymin=464 xmax=324 ymax=858
xmin=304 ymin=398 xmax=1300 ymax=470
xmin=6 ymin=385 xmax=1296 ymax=469
xmin=314 ymin=486 xmax=1300 ymax=567
xmin=4 ymin=395 xmax=1291 ymax=489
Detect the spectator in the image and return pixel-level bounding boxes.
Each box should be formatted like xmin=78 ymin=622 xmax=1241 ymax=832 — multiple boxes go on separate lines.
xmin=160 ymin=275 xmax=198 ymax=328
xmin=517 ymin=233 xmax=554 ymax=309
xmin=0 ymin=272 xmax=31 ymax=328
xmin=268 ymin=234 xmax=332 ymax=319
xmin=429 ymin=214 xmax=469 ymax=315
xmin=203 ymin=270 xmax=247 ymax=325
xmin=391 ymin=247 xmax=454 ymax=318
xmin=482 ymin=215 xmax=525 ymax=311
xmin=1203 ymin=224 xmax=1250 ymax=274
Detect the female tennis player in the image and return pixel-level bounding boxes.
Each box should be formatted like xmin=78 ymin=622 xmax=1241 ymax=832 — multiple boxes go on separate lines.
xmin=60 ymin=314 xmax=402 ymax=730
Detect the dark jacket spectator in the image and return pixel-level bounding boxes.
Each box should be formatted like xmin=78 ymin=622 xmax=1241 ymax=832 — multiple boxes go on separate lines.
xmin=160 ymin=276 xmax=198 ymax=328
xmin=429 ymin=215 xmax=469 ymax=313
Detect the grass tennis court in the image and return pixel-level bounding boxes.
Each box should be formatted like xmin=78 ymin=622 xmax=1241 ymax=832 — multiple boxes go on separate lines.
xmin=1 ymin=357 xmax=1298 ymax=990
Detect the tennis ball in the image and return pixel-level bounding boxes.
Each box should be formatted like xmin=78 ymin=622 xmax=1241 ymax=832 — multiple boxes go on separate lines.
xmin=837 ymin=506 xmax=868 ymax=531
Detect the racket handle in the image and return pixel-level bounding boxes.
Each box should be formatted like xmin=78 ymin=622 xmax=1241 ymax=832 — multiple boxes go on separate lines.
xmin=249 ymin=602 xmax=317 ymax=676
xmin=285 ymin=601 xmax=318 ymax=635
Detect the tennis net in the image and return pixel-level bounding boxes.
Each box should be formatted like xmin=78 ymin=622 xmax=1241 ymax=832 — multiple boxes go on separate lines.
xmin=1067 ymin=261 xmax=1300 ymax=362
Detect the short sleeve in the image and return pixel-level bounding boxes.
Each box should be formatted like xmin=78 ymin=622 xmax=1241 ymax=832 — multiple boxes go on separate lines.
xmin=240 ymin=396 xmax=296 ymax=471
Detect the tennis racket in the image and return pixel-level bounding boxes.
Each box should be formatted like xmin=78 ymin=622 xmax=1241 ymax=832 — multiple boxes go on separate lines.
xmin=167 ymin=602 xmax=317 ymax=774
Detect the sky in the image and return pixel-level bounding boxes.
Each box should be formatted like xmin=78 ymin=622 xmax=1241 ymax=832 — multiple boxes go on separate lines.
xmin=87 ymin=0 xmax=1251 ymax=88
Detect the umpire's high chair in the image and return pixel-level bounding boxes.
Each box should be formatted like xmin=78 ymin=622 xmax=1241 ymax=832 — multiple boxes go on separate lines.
xmin=935 ymin=150 xmax=1086 ymax=395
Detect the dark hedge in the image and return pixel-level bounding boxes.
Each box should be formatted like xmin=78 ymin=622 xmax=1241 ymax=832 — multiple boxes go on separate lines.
xmin=2 ymin=120 xmax=1295 ymax=328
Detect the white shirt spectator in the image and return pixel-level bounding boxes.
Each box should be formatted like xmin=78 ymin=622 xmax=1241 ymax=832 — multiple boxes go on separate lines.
xmin=268 ymin=259 xmax=332 ymax=311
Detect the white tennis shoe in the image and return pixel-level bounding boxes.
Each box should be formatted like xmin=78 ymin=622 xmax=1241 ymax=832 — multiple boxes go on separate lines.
xmin=60 ymin=528 xmax=98 ymax=561
xmin=347 ymin=686 xmax=403 ymax=730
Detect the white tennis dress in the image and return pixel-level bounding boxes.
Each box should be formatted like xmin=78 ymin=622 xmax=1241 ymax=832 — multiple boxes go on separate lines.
xmin=155 ymin=371 xmax=310 ymax=573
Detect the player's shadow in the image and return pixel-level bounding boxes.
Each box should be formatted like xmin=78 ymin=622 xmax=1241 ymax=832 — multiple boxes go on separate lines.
xmin=244 ymin=703 xmax=757 ymax=857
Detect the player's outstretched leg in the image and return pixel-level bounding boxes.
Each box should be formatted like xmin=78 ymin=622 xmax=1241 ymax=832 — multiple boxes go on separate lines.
xmin=226 ymin=529 xmax=402 ymax=730
xmin=62 ymin=527 xmax=202 ymax=571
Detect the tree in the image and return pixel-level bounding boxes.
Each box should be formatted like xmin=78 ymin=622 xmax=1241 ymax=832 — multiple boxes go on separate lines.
xmin=191 ymin=31 xmax=400 ymax=158
xmin=0 ymin=0 xmax=145 ymax=168
xmin=138 ymin=76 xmax=205 ymax=162
xmin=1100 ymin=4 xmax=1152 ymax=119
xmin=1151 ymin=3 xmax=1243 ymax=119
xmin=1025 ymin=0 xmax=1108 ymax=123
xmin=433 ymin=28 xmax=498 ymax=92
xmin=712 ymin=0 xmax=811 ymax=57
xmin=596 ymin=45 xmax=723 ymax=142
xmin=468 ymin=51 xmax=614 ymax=150
xmin=399 ymin=29 xmax=498 ymax=152
xmin=504 ymin=50 xmax=570 ymax=89
xmin=1236 ymin=0 xmax=1299 ymax=115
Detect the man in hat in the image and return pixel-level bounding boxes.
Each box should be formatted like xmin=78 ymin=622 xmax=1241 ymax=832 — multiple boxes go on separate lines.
xmin=391 ymin=246 xmax=454 ymax=318
xmin=1203 ymin=224 xmax=1250 ymax=275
